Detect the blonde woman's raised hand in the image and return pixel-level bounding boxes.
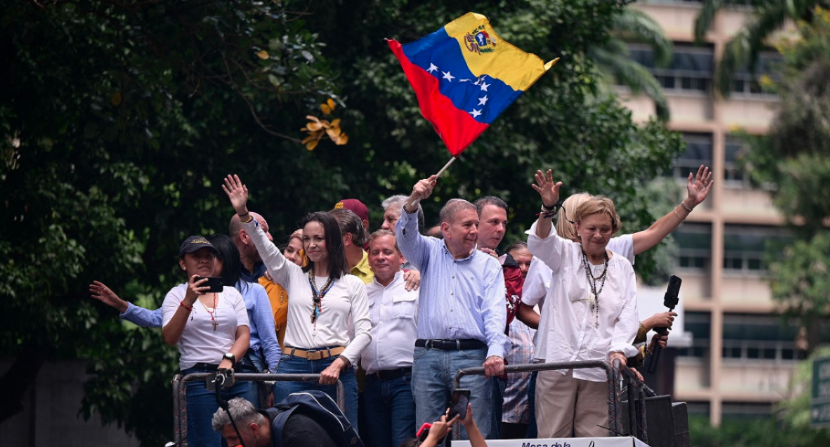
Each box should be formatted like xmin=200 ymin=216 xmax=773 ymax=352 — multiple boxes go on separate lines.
xmin=531 ymin=169 xmax=562 ymax=208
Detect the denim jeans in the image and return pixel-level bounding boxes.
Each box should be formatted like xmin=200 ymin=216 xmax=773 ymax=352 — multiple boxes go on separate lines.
xmin=238 ymin=349 xmax=267 ymax=407
xmin=411 ymin=346 xmax=492 ymax=440
xmin=273 ymin=353 xmax=359 ymax=433
xmin=182 ymin=366 xmax=251 ymax=447
xmin=362 ymin=373 xmax=416 ymax=447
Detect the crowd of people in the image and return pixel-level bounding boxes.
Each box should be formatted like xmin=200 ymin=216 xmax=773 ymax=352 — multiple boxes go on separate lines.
xmin=90 ymin=166 xmax=712 ymax=447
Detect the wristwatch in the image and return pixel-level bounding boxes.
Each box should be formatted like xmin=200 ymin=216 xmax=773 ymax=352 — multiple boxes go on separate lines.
xmin=222 ymin=352 xmax=236 ymax=366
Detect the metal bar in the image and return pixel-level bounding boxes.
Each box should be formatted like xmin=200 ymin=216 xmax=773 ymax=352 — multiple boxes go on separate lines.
xmin=452 ymin=360 xmax=608 ymax=389
xmin=610 ymin=360 xmax=623 ymax=436
xmin=172 ymin=373 xmax=345 ymax=447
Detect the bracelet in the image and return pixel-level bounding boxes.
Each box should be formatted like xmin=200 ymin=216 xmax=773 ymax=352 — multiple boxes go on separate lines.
xmin=680 ymin=202 xmax=693 ymax=213
xmin=541 ymin=203 xmax=557 ymax=212
xmin=673 ymin=208 xmax=682 ymax=220
xmin=180 ymin=301 xmax=193 ymax=311
xmin=239 ymin=213 xmax=253 ymax=224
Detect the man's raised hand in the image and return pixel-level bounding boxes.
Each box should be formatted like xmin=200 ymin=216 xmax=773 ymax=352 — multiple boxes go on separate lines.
xmin=222 ymin=174 xmax=249 ymax=216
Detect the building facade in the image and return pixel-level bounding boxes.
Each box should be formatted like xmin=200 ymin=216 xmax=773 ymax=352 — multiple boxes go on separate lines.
xmin=621 ymin=0 xmax=801 ymax=426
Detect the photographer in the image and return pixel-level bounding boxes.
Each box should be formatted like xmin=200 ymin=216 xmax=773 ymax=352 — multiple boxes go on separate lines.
xmin=162 ymin=235 xmax=251 ymax=447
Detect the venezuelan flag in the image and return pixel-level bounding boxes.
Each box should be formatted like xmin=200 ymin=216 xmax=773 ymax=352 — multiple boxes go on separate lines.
xmin=388 ymin=12 xmax=557 ymax=157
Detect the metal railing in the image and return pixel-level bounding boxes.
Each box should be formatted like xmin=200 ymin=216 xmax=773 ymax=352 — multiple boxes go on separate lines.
xmin=453 ymin=359 xmax=656 ymax=441
xmin=171 ymin=372 xmax=344 ymax=447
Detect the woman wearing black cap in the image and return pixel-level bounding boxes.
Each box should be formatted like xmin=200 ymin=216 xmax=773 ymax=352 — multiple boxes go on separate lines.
xmin=162 ymin=235 xmax=251 ymax=447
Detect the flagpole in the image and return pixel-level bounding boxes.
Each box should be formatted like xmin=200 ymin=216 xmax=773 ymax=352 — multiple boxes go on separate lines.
xmin=434 ymin=156 xmax=457 ymax=178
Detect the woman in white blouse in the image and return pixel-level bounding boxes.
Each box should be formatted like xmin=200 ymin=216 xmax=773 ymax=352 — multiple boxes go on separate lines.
xmin=527 ymin=170 xmax=639 ymax=438
xmin=223 ymin=174 xmax=370 ymax=431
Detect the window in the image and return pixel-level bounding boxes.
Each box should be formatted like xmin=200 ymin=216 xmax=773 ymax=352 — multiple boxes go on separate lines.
xmin=721 ymin=314 xmax=807 ymax=363
xmin=668 ymin=133 xmax=714 ymax=179
xmin=723 ymin=225 xmax=792 ymax=273
xmin=731 ymin=51 xmax=782 ymax=96
xmin=678 ymin=311 xmax=711 ymax=358
xmin=674 ymin=223 xmax=711 ymax=271
xmin=724 ymin=136 xmax=746 ymax=183
xmin=630 ymin=44 xmax=714 ymax=93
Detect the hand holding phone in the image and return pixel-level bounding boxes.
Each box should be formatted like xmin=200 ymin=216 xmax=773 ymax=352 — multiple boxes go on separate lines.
xmin=448 ymin=389 xmax=471 ymax=420
xmin=195 ymin=276 xmax=224 ymax=293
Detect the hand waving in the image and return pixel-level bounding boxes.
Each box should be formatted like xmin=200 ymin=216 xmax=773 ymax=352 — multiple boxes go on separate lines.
xmin=686 ymin=165 xmax=713 ymax=208
xmin=531 ymin=169 xmax=562 ymax=208
xmin=222 ymin=174 xmax=249 ymax=216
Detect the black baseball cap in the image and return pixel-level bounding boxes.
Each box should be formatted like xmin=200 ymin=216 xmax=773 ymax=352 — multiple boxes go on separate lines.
xmin=179 ymin=235 xmax=219 ymax=258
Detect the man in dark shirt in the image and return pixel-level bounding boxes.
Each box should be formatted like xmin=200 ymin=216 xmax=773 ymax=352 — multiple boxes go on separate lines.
xmin=212 ymin=397 xmax=336 ymax=447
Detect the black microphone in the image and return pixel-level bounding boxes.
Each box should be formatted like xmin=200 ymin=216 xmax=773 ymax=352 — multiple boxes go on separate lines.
xmin=647 ymin=275 xmax=681 ymax=373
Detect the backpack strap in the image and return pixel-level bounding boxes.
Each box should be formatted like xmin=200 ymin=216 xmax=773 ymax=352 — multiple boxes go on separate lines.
xmin=271 ymin=405 xmax=299 ymax=447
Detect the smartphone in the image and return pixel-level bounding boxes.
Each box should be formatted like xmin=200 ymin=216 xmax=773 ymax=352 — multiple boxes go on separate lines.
xmin=195 ymin=276 xmax=223 ymax=293
xmin=448 ymin=389 xmax=471 ymax=420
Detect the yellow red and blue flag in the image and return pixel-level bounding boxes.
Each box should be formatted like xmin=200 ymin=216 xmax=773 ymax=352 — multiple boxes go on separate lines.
xmin=388 ymin=12 xmax=557 ymax=156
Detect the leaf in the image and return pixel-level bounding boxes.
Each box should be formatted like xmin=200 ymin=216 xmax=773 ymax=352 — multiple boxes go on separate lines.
xmin=326 ymin=126 xmax=342 ymax=139
xmin=327 ymin=98 xmax=335 ymax=110
xmin=306 ymin=122 xmax=323 ymax=131
xmin=256 ymin=49 xmax=269 ymax=60
xmin=305 ymin=139 xmax=319 ymax=151
xmin=336 ymin=133 xmax=348 ymax=145
xmin=330 ymin=118 xmax=341 ymax=128
xmin=321 ymin=103 xmax=332 ymax=115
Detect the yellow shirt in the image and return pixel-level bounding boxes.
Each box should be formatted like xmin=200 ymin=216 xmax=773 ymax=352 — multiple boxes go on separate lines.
xmin=259 ymin=277 xmax=289 ymax=350
xmin=350 ymin=250 xmax=374 ymax=284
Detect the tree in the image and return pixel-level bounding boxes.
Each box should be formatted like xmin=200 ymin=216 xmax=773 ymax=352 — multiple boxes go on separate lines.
xmin=737 ymin=7 xmax=830 ymax=349
xmin=695 ymin=0 xmax=830 ymax=98
xmin=591 ymin=5 xmax=673 ymax=121
xmin=1 ymin=0 xmax=683 ymax=444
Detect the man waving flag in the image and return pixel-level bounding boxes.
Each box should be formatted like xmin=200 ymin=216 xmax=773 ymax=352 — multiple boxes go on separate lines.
xmin=388 ymin=12 xmax=557 ymax=157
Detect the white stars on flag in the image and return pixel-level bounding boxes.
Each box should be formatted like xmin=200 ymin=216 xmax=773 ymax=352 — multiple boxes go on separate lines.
xmin=442 ymin=71 xmax=455 ymax=82
xmin=470 ymin=109 xmax=482 ymax=118
xmin=427 ymin=63 xmax=438 ymax=73
xmin=478 ymin=95 xmax=488 ymax=106
xmin=480 ymin=81 xmax=490 ymax=92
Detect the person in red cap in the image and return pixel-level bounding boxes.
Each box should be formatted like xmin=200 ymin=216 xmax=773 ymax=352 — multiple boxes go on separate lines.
xmin=334 ymin=199 xmax=370 ymax=235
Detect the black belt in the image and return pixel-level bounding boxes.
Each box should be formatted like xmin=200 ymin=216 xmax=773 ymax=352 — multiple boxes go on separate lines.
xmin=371 ymin=367 xmax=412 ymax=381
xmin=415 ymin=339 xmax=487 ymax=350
xmin=188 ymin=363 xmax=219 ymax=371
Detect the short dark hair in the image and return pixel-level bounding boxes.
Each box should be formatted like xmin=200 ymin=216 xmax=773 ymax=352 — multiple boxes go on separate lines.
xmin=329 ymin=208 xmax=368 ymax=247
xmin=473 ymin=196 xmax=508 ymax=217
xmin=505 ymin=241 xmax=528 ymax=256
xmin=299 ymin=211 xmax=348 ymax=280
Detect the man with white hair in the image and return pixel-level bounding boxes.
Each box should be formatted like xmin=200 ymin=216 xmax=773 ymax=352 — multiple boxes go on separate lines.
xmin=395 ymin=175 xmax=509 ymax=440
xmin=211 ymin=397 xmax=337 ymax=447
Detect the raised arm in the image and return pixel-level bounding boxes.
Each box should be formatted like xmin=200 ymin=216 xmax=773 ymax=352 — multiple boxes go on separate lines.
xmin=531 ymin=169 xmax=562 ymax=239
xmin=223 ymin=174 xmax=295 ymax=286
xmin=631 ymin=165 xmax=713 ymax=255
xmin=396 ymin=176 xmax=437 ymax=269
xmin=90 ymin=281 xmax=163 ymax=328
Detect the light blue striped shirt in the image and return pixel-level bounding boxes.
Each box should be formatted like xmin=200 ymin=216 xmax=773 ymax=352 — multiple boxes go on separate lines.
xmin=396 ymin=209 xmax=510 ymax=358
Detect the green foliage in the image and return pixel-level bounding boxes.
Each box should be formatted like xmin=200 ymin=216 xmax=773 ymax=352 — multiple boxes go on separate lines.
xmin=687 ymin=347 xmax=830 ymax=446
xmin=695 ymin=0 xmax=829 ymax=98
xmin=1 ymin=0 xmax=682 ymax=444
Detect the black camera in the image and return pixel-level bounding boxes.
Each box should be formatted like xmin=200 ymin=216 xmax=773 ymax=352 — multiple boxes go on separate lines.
xmin=205 ymin=368 xmax=235 ymax=391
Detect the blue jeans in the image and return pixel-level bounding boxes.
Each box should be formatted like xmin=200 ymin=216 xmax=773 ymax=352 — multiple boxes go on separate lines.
xmin=363 ymin=373 xmax=416 ymax=447
xmin=411 ymin=346 xmax=492 ymax=440
xmin=182 ymin=366 xmax=251 ymax=447
xmin=273 ymin=353 xmax=359 ymax=433
xmin=238 ymin=349 xmax=267 ymax=407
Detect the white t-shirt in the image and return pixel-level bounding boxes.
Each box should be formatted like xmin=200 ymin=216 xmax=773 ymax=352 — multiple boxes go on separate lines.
xmin=162 ymin=284 xmax=249 ymax=370
xmin=242 ymin=219 xmax=371 ymax=366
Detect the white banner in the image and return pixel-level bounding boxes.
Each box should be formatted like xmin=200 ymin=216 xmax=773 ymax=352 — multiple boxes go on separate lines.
xmin=452 ymin=436 xmax=650 ymax=447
